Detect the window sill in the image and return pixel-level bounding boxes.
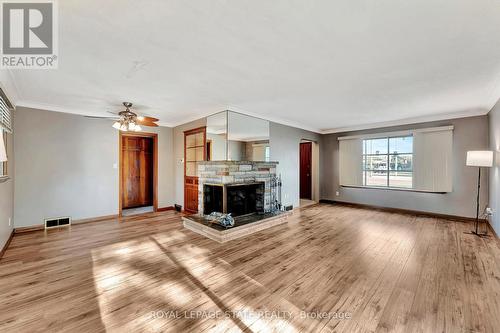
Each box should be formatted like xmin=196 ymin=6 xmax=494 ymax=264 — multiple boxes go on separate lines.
xmin=341 ymin=185 xmax=446 ymax=194
xmin=0 ymin=176 xmax=10 ymax=183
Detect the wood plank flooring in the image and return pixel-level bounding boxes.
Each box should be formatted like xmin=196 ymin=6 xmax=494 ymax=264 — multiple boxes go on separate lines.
xmin=0 ymin=203 xmax=499 ymax=332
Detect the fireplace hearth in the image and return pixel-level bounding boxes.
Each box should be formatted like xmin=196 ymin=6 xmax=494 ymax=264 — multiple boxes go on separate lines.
xmin=184 ymin=161 xmax=289 ymax=242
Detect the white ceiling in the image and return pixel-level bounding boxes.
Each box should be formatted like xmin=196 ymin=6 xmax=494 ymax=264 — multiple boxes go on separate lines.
xmin=7 ymin=0 xmax=500 ymax=133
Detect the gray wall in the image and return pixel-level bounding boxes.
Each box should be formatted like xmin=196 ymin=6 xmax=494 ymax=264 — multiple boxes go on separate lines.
xmin=270 ymin=122 xmax=320 ymax=208
xmin=228 ymin=140 xmax=245 ymax=161
xmin=0 ymin=129 xmax=14 ymax=250
xmin=12 ymin=106 xmax=488 ymax=231
xmin=206 ymin=132 xmax=226 ymax=161
xmin=488 ymin=99 xmax=500 ymax=235
xmin=13 ymin=107 xmax=174 ymax=228
xmin=320 ymin=115 xmax=489 ymax=218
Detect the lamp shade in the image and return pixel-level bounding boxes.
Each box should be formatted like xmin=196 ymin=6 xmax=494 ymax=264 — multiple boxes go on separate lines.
xmin=466 ymin=150 xmax=493 ymax=167
xmin=0 ymin=133 xmax=7 ymax=162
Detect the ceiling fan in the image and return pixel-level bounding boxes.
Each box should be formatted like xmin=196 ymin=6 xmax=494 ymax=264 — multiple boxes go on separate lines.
xmin=88 ymin=102 xmax=159 ymax=132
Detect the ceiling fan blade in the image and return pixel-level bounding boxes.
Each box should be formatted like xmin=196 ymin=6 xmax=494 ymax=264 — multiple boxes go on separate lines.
xmin=85 ymin=115 xmax=120 ymax=119
xmin=137 ymin=116 xmax=159 ymax=122
xmin=136 ymin=119 xmax=159 ymax=127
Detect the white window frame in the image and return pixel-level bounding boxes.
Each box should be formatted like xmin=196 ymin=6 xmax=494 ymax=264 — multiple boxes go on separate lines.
xmin=0 ymin=130 xmax=6 ymax=179
xmin=0 ymin=88 xmax=13 ymax=180
xmin=362 ymin=135 xmax=414 ymax=189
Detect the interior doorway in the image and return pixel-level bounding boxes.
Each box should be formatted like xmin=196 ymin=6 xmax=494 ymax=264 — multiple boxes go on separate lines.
xmin=300 ymin=140 xmax=319 ymax=207
xmin=119 ymin=132 xmax=158 ymax=217
xmin=300 ymin=142 xmax=312 ymax=200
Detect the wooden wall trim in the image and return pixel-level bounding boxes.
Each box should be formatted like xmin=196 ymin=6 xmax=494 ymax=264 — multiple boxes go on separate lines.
xmin=157 ymin=206 xmax=175 ymax=212
xmin=0 ymin=229 xmax=14 ymax=259
xmin=183 ymin=126 xmax=207 ymax=135
xmin=488 ymin=223 xmax=499 ymax=239
xmin=14 ymin=225 xmax=44 ymax=233
xmin=14 ymin=214 xmax=120 ymax=234
xmin=72 ymin=214 xmax=119 ymax=225
xmin=320 ymin=199 xmax=492 ymax=224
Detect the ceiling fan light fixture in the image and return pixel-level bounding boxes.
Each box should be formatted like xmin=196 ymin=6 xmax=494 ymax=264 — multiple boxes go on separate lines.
xmin=108 ymin=102 xmax=157 ymax=131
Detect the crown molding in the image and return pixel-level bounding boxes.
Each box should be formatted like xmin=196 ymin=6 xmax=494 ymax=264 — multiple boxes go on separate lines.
xmin=321 ymin=108 xmax=490 ymax=134
xmin=14 ymin=100 xmax=492 ymax=135
xmin=15 ymin=100 xmax=178 ymax=127
xmin=0 ymin=70 xmax=22 ymax=106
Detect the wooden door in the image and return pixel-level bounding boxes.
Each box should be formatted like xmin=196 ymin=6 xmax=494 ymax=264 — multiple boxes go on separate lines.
xmin=122 ymin=136 xmax=154 ymax=209
xmin=300 ymin=142 xmax=312 ymax=200
xmin=184 ymin=127 xmax=206 ymax=213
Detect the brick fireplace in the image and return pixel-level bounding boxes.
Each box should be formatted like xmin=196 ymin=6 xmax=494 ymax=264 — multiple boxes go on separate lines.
xmin=197 ymin=161 xmax=278 ymax=216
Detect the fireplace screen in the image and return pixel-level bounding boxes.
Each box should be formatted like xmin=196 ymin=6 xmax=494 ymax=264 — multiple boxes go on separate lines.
xmin=203 ymin=182 xmax=265 ymax=217
xmin=203 ymin=185 xmax=223 ymax=216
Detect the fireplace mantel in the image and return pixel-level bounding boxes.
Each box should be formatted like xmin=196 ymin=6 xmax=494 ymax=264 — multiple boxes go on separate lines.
xmin=204 ymin=181 xmax=264 ymax=186
xmin=198 ymin=160 xmax=278 ymax=165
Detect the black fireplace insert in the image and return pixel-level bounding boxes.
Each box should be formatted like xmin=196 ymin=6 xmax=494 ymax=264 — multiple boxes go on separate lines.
xmin=203 ymin=182 xmax=265 ymax=217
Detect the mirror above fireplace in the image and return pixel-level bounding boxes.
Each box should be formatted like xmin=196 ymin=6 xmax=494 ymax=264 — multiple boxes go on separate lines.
xmin=206 ymin=111 xmax=227 ymax=161
xmin=205 ymin=111 xmax=270 ymax=162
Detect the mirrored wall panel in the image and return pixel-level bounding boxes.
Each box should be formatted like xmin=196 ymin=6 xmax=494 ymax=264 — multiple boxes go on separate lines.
xmin=204 ymin=110 xmax=270 ymax=161
xmin=206 ymin=111 xmax=227 ymax=161
xmin=227 ymin=111 xmax=270 ymax=162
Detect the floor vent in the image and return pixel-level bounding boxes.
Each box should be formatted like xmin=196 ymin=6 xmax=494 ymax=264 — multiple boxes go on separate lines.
xmin=44 ymin=217 xmax=72 ymax=229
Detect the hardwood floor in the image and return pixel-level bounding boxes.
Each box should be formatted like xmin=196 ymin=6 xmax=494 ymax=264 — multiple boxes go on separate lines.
xmin=1 ymin=204 xmax=499 ymax=332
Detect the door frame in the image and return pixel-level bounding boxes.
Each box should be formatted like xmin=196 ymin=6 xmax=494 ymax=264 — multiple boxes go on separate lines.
xmin=119 ymin=131 xmax=158 ymax=217
xmin=299 ymin=139 xmax=319 ymax=203
xmin=184 ymin=126 xmax=206 ymax=213
xmin=299 ymin=141 xmax=313 ymax=200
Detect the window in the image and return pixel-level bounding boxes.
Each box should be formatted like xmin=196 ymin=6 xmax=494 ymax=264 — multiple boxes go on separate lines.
xmin=339 ymin=126 xmax=453 ymax=192
xmin=0 ymin=89 xmax=13 ymax=179
xmin=0 ymin=130 xmax=6 ymax=178
xmin=362 ymin=136 xmax=413 ymax=188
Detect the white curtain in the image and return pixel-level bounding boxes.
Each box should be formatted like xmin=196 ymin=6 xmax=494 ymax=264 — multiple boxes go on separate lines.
xmin=413 ymin=129 xmax=453 ymax=192
xmin=338 ymin=126 xmax=453 ymax=192
xmin=339 ymin=138 xmax=363 ymax=186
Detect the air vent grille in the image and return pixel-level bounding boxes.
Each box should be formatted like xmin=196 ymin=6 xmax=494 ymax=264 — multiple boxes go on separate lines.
xmin=44 ymin=217 xmax=72 ymax=229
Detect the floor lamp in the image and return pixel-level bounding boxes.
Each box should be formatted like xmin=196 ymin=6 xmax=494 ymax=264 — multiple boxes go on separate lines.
xmin=466 ymin=150 xmax=493 ymax=236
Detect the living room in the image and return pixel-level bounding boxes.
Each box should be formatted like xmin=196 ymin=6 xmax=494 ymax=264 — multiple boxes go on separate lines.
xmin=0 ymin=1 xmax=500 ymax=332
